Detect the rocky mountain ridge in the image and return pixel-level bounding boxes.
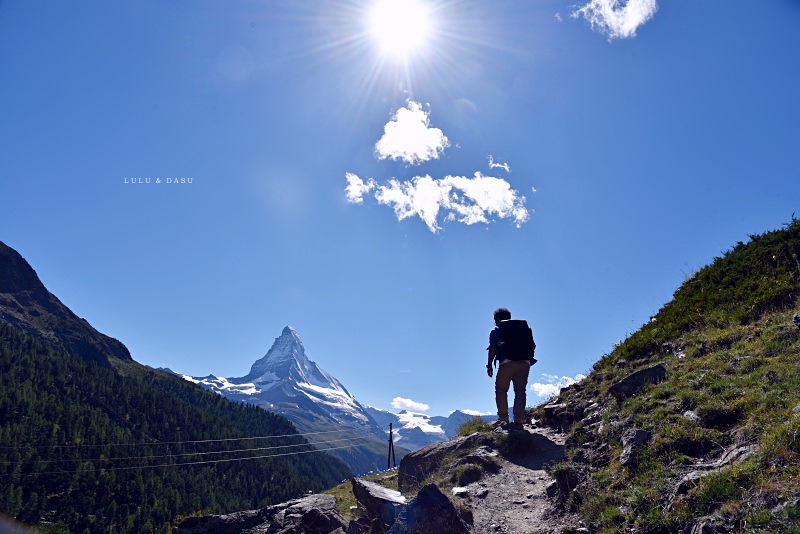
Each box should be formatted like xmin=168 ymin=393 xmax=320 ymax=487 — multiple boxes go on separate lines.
xmin=0 ymin=241 xmax=131 ymax=366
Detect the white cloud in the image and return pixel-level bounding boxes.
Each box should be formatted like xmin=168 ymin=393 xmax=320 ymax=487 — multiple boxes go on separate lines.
xmin=362 ymin=172 xmax=528 ymax=233
xmin=391 ymin=396 xmax=431 ymax=412
xmin=346 ymin=102 xmax=532 ymax=233
xmin=488 ymin=155 xmax=511 ymax=173
xmin=530 ymin=373 xmax=587 ymax=398
xmin=375 ymin=101 xmax=450 ymax=165
xmin=572 ymin=0 xmax=658 ymax=40
xmin=344 ymin=172 xmax=375 ymax=204
xmin=456 ymin=409 xmax=492 ymax=416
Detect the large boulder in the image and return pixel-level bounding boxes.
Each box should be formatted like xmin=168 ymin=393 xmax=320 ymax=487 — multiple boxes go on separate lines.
xmin=608 ymin=364 xmax=666 ymax=403
xmin=401 ymin=484 xmax=470 ymax=534
xmin=397 ymin=432 xmax=493 ymax=492
xmin=173 ymin=493 xmax=346 ymax=534
xmin=350 ymin=478 xmax=407 ymax=531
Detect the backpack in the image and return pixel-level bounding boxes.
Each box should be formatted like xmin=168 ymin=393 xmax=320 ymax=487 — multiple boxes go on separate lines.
xmin=497 ymin=319 xmax=537 ymax=362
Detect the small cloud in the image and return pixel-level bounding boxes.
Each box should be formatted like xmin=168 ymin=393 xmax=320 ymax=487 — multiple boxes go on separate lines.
xmin=362 ymin=172 xmax=528 ymax=233
xmin=530 ymin=373 xmax=587 ymax=398
xmin=456 ymin=409 xmax=492 ymax=416
xmin=488 ymin=155 xmax=511 ymax=173
xmin=344 ymin=172 xmax=375 ymax=204
xmin=572 ymin=0 xmax=658 ymax=40
xmin=391 ymin=396 xmax=430 ymax=412
xmin=375 ymin=101 xmax=450 ymax=165
xmin=555 ymin=12 xmax=564 ymax=23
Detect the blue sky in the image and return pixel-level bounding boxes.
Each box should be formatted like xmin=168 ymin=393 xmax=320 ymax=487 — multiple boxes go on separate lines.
xmin=1 ymin=0 xmax=798 ymax=416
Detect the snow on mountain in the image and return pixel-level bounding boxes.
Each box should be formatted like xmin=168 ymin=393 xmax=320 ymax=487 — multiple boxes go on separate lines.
xmin=363 ymin=405 xmax=494 ymax=451
xmin=183 ymin=326 xmax=381 ymax=438
xmin=180 ymin=325 xmax=495 ymax=466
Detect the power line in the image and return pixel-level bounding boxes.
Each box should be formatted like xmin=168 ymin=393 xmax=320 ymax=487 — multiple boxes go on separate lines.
xmin=0 ymin=428 xmax=357 ymax=451
xmin=0 ymin=439 xmax=375 ymax=480
xmin=0 ymin=435 xmax=368 ymax=466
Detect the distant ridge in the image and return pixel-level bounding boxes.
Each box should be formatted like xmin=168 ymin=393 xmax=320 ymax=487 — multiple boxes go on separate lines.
xmin=0 ymin=241 xmax=131 ymax=366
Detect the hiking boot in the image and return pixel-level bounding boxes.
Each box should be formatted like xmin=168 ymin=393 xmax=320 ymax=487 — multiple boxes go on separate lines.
xmin=490 ymin=419 xmax=511 ymax=432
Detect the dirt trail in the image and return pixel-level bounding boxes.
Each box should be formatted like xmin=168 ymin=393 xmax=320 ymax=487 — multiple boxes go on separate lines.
xmin=451 ymin=425 xmax=580 ymax=534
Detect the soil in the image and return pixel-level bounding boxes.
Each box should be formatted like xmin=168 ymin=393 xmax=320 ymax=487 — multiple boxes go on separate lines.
xmin=449 ymin=425 xmax=583 ymax=534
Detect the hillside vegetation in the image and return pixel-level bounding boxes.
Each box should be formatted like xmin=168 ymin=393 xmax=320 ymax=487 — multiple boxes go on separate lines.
xmin=0 ymin=322 xmax=352 ymax=533
xmin=533 ymin=218 xmax=800 ymax=532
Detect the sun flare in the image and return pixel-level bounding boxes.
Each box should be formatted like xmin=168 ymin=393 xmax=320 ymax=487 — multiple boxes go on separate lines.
xmin=369 ymin=0 xmax=431 ymax=58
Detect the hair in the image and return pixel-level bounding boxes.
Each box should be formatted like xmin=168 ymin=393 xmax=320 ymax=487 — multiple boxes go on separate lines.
xmin=493 ymin=307 xmax=511 ymax=322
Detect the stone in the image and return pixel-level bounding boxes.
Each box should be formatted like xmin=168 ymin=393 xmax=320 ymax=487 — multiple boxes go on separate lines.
xmin=174 ymin=493 xmax=346 ymax=534
xmin=688 ymin=515 xmax=722 ymax=533
xmin=404 ymin=483 xmax=470 ymax=534
xmin=350 ymin=478 xmax=406 ymax=529
xmin=451 ymin=487 xmax=470 ymax=497
xmin=619 ymin=428 xmax=651 ymax=467
xmin=793 ymin=311 xmax=800 ymax=329
xmin=675 ymin=471 xmax=705 ymax=496
xmin=608 ymin=364 xmax=666 ymax=403
xmin=683 ymin=410 xmax=699 ymax=421
xmin=398 ymin=432 xmax=493 ymax=492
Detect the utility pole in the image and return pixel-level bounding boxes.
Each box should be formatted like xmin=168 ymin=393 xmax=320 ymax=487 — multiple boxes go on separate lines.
xmin=387 ymin=422 xmax=396 ymax=469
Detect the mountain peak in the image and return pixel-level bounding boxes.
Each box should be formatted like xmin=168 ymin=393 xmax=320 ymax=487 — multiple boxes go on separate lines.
xmin=243 ymin=326 xmax=321 ymax=385
xmin=0 ymin=241 xmax=48 ymax=297
xmin=0 ymin=241 xmax=131 ymax=365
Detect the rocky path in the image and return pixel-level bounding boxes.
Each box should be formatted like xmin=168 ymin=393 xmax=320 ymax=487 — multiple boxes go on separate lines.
xmin=451 ymin=425 xmax=580 ymax=534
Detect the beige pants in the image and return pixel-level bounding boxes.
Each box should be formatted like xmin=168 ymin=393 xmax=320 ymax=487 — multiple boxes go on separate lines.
xmin=495 ymin=360 xmax=531 ymax=423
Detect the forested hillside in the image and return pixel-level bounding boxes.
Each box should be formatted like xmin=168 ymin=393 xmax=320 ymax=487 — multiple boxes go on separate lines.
xmin=0 ymin=321 xmax=352 ymax=533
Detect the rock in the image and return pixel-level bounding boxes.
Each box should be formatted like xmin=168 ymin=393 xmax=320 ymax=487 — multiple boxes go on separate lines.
xmin=793 ymin=311 xmax=800 ymax=329
xmin=792 ymin=402 xmax=800 ymax=415
xmin=608 ymin=364 xmax=666 ymax=403
xmin=541 ymin=401 xmax=585 ymax=432
xmin=351 ymin=478 xmax=406 ymax=529
xmin=675 ymin=445 xmax=760 ymax=496
xmin=404 ymin=484 xmax=470 ymax=534
xmin=398 ymin=432 xmax=493 ymax=492
xmin=675 ymin=470 xmax=705 ymax=496
xmin=551 ymin=466 xmax=582 ymax=499
xmin=698 ymin=444 xmax=759 ymax=470
xmin=619 ymin=428 xmax=651 ymax=467
xmin=347 ymin=517 xmax=371 ymax=534
xmin=687 ymin=515 xmax=723 ymax=533
xmin=174 ymin=493 xmax=346 ymax=534
xmin=451 ymin=487 xmax=470 ymax=497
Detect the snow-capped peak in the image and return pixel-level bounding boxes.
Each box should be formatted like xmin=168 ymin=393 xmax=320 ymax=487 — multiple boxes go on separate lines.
xmin=244 ymin=325 xmax=308 ymax=380
xmin=239 ymin=326 xmax=351 ymax=396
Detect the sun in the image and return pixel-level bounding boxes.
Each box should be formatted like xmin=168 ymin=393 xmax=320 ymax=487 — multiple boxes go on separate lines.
xmin=368 ymin=0 xmax=432 ymax=58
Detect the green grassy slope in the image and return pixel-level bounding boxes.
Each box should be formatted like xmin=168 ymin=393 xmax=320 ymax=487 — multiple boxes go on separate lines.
xmin=533 ymin=218 xmax=800 ymax=532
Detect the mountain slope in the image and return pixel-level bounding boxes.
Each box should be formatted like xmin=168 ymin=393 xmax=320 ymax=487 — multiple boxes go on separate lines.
xmin=0 ymin=241 xmax=352 ymax=533
xmin=529 ymin=218 xmax=800 ymax=532
xmin=0 ymin=241 xmax=131 ymax=366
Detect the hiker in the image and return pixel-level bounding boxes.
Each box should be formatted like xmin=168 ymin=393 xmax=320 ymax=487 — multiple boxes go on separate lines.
xmin=486 ymin=307 xmax=536 ymax=430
